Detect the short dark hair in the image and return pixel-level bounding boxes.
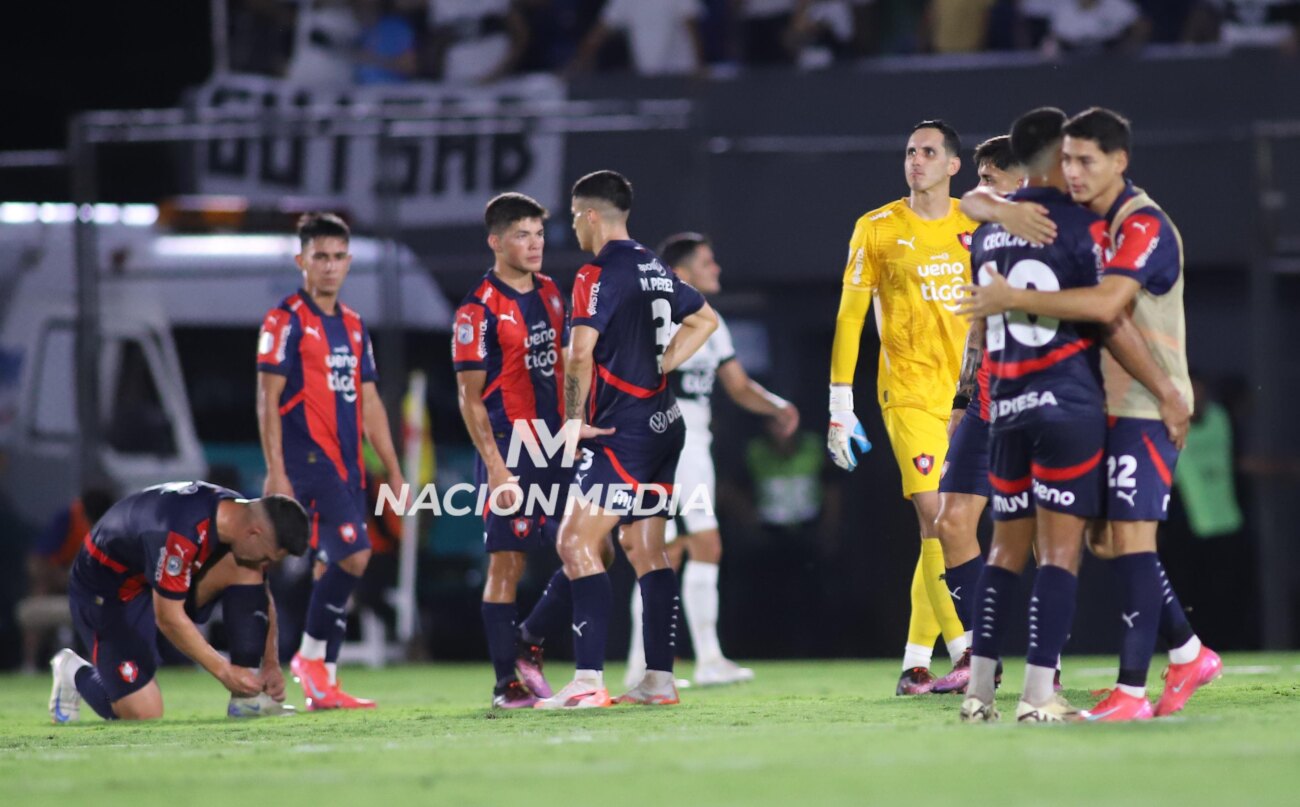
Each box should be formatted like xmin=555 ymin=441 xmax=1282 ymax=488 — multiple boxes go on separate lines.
xmin=296 ymin=212 xmax=350 ymax=249
xmin=261 ymin=495 xmax=310 ymax=556
xmin=974 ymin=135 xmax=1020 ymax=171
xmin=485 ymin=192 xmax=548 ymax=234
xmin=912 ymin=119 xmax=962 ymax=157
xmin=657 ymin=232 xmax=710 ymax=269
xmin=1010 ymin=107 xmax=1067 ymax=170
xmin=571 ymin=170 xmax=633 ymax=212
xmin=1064 ymin=107 xmax=1132 ymax=155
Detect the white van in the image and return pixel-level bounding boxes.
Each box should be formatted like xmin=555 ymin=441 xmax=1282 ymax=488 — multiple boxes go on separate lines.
xmin=0 ymin=203 xmax=452 ymax=527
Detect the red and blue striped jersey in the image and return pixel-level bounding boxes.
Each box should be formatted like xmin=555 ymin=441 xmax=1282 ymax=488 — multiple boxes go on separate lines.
xmin=973 ymin=186 xmax=1107 ymax=431
xmin=570 ymin=240 xmax=705 ymax=445
xmin=70 ymin=482 xmax=237 ymax=603
xmin=452 ymin=271 xmax=568 ymax=455
xmin=257 ymin=291 xmax=376 ymax=486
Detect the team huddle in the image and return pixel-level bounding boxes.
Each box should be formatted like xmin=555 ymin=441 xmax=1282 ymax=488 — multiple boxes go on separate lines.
xmin=45 ymin=108 xmax=1216 ymax=724
xmin=828 ymin=109 xmax=1219 ymax=722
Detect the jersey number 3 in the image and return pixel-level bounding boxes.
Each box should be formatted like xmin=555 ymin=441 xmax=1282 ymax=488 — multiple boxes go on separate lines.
xmin=651 ymin=298 xmax=672 ymax=373
xmin=980 ymin=260 xmax=1061 ymax=351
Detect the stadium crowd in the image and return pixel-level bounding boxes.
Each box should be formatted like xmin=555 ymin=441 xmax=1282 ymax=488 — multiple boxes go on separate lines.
xmin=227 ymin=0 xmax=1300 ymax=84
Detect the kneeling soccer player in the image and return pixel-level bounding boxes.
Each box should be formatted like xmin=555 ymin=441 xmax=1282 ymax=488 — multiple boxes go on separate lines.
xmin=49 ymin=481 xmax=309 ymax=722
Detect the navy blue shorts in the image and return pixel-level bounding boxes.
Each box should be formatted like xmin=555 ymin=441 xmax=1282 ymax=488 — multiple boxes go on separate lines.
xmin=1105 ymin=416 xmax=1180 ymax=522
xmin=939 ymin=413 xmax=991 ymax=498
xmin=574 ymin=431 xmax=685 ymax=525
xmin=475 ymin=462 xmax=565 ymax=553
xmin=68 ymin=580 xmax=226 ymax=703
xmin=296 ymin=472 xmax=370 ymax=564
xmin=988 ymin=415 xmax=1106 ymax=522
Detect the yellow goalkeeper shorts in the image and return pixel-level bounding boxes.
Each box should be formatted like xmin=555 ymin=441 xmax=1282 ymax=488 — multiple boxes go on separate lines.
xmin=881 ymin=406 xmax=950 ymax=499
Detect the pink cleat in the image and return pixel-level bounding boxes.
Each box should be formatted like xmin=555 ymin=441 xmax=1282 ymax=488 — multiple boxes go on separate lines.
xmin=1084 ymin=688 xmax=1154 ymax=722
xmin=931 ymin=649 xmax=972 ymax=694
xmin=515 ymin=642 xmax=553 ymax=699
xmin=493 ymin=680 xmax=539 ymax=709
xmin=1155 ymin=646 xmax=1222 ymax=717
xmin=896 ymin=666 xmax=937 ymax=695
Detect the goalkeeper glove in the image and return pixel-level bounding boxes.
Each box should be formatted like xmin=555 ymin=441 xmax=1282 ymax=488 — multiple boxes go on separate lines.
xmin=827 ymin=385 xmax=871 ymax=471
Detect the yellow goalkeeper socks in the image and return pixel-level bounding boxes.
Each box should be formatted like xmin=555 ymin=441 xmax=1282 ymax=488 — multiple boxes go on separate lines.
xmin=904 ymin=553 xmax=941 ymax=670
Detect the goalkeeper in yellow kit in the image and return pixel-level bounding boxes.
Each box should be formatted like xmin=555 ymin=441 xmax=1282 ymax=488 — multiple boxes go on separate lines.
xmin=827 ymin=120 xmax=979 ymax=694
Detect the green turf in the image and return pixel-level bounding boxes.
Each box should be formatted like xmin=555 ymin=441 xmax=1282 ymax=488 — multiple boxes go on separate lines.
xmin=3 ymin=654 xmax=1299 ymax=807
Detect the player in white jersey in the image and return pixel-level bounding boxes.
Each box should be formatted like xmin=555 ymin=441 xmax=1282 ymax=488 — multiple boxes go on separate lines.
xmin=626 ymin=233 xmax=799 ymax=687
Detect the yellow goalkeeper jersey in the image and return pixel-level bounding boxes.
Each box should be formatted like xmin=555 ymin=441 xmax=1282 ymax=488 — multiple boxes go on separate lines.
xmin=830 ymin=197 xmax=977 ymax=418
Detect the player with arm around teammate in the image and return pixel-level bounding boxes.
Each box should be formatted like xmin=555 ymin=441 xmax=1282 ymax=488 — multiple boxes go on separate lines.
xmin=49 ymin=482 xmax=309 ymax=722
xmin=536 ymin=170 xmax=718 ymax=709
xmin=625 ymin=232 xmax=799 ymax=688
xmin=959 ymin=108 xmax=1216 ymax=721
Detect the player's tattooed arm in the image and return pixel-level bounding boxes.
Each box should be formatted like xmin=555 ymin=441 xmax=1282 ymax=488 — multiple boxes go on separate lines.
xmin=1102 ymin=314 xmax=1191 ymax=450
xmin=956 ymin=319 xmax=985 ymax=402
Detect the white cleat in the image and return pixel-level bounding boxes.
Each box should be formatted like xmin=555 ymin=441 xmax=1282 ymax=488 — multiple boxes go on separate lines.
xmin=1016 ymin=698 xmax=1083 ymax=723
xmin=49 ymin=648 xmax=88 ymax=724
xmin=614 ymin=671 xmax=681 ymax=705
xmin=533 ymin=678 xmax=613 ymax=710
xmin=694 ymin=659 xmax=755 ymax=687
xmin=228 ymin=692 xmax=298 ymax=718
xmin=959 ymin=696 xmax=1000 ymax=723
xmin=625 ymin=665 xmax=690 ymax=690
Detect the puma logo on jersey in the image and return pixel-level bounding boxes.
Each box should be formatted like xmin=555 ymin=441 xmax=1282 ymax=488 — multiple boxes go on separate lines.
xmin=897 ymin=237 xmax=916 ymax=250
xmin=498 ymin=311 xmax=517 ymax=325
xmin=304 ymin=326 xmax=321 ymax=340
xmin=1131 ymin=220 xmax=1150 ymax=233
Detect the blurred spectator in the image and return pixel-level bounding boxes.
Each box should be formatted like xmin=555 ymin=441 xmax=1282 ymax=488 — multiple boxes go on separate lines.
xmin=787 ymin=1 xmax=876 ymax=67
xmin=1017 ymin=0 xmax=1056 ymax=48
xmin=568 ymin=0 xmax=706 ymax=77
xmin=515 ymin=0 xmax=602 ymax=72
xmin=1185 ymin=0 xmax=1300 ymax=49
xmin=924 ymin=0 xmax=996 ymax=53
xmin=354 ymin=0 xmax=418 ymax=84
xmin=285 ymin=0 xmax=361 ymax=86
xmin=735 ymin=0 xmax=801 ymax=64
xmin=1174 ymin=376 xmax=1244 ymax=538
xmin=425 ymin=0 xmax=531 ymax=83
xmin=1138 ymin=0 xmax=1197 ymax=42
xmin=1041 ymin=0 xmax=1151 ymax=55
xmin=745 ymin=423 xmax=830 ymax=534
xmin=16 ymin=490 xmax=114 ymax=673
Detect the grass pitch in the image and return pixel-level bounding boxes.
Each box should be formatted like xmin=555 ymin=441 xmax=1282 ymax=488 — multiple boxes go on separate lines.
xmin=3 ymin=654 xmax=1299 ymax=807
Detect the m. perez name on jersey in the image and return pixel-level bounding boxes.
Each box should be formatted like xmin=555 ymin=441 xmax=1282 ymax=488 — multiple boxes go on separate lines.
xmin=991 ymin=390 xmax=1058 ymax=421
xmin=640 ymin=275 xmax=674 ymax=292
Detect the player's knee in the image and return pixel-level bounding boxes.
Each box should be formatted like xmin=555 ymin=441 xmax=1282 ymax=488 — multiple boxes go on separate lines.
xmin=338 ymin=549 xmax=371 ymax=577
xmin=690 ymin=531 xmax=722 ymax=563
xmin=113 ymin=690 xmax=163 ymax=720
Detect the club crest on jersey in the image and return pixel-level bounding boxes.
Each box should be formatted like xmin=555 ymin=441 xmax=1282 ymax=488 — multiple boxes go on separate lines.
xmin=958 ymin=232 xmax=973 ymax=252
xmin=456 ymin=322 xmax=474 ymax=345
xmin=913 ymin=453 xmax=935 ymax=475
xmin=165 ymin=554 xmax=184 ymax=577
xmin=512 ymin=517 xmax=532 ymax=538
xmin=339 ymin=523 xmax=357 ymax=544
xmin=119 ymin=661 xmax=139 ymax=683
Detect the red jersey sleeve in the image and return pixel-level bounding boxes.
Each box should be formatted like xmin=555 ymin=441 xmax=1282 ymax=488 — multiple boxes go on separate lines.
xmin=452 ymin=303 xmax=488 ymax=370
xmin=256 ymin=308 xmax=299 ymax=376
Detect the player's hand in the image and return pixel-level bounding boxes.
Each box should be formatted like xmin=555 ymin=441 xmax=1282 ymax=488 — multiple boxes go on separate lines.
xmin=218 ymin=663 xmax=262 ymax=698
xmin=385 ymin=470 xmax=409 ymax=514
xmin=997 ymin=201 xmax=1056 ymax=246
xmin=773 ymin=403 xmax=800 ymax=440
xmin=487 ymin=467 xmax=521 ymax=514
xmin=578 ymin=423 xmax=615 ymax=441
xmin=263 ymin=470 xmax=295 ymax=500
xmin=261 ymin=663 xmax=287 ymax=702
xmin=828 ymin=410 xmax=871 ymax=471
xmin=1159 ymin=391 xmax=1191 ymax=451
xmin=957 ymin=271 xmax=1013 ymax=320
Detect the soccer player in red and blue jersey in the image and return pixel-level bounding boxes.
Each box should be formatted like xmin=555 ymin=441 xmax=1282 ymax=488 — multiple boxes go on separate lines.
xmin=535 ymin=170 xmax=718 ymax=709
xmin=959 ymin=108 xmax=1110 ymax=723
xmin=48 ymin=482 xmax=309 ymax=722
xmin=257 ymin=212 xmax=407 ymax=710
xmin=959 ymin=108 xmax=1215 ymax=721
xmin=453 ymin=192 xmax=595 ymax=709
